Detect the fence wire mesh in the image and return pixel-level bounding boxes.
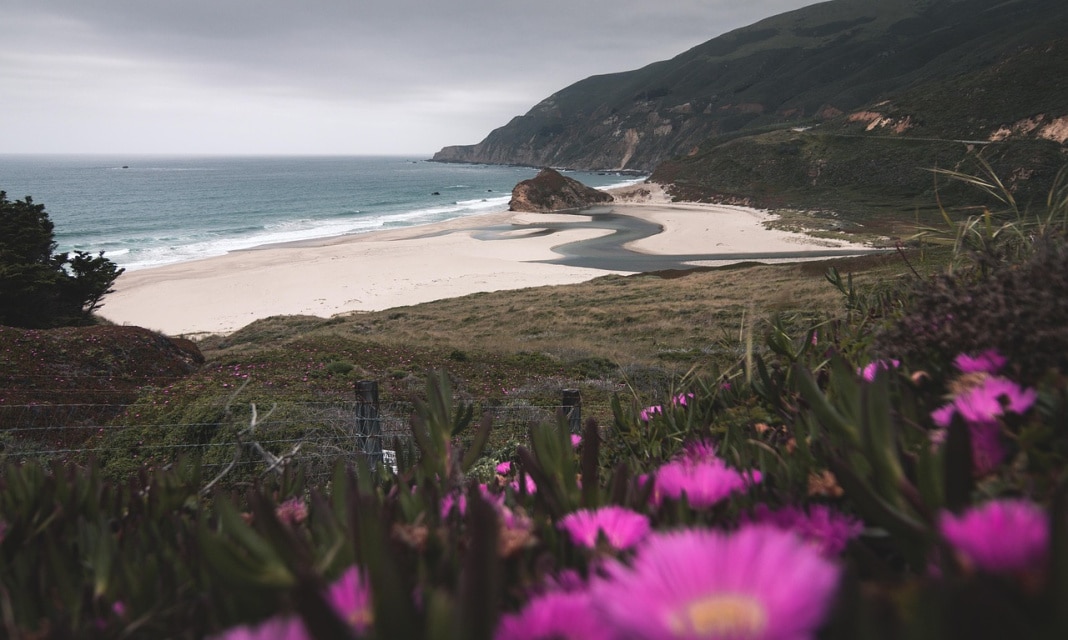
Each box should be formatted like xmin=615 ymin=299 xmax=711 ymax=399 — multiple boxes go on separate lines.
xmin=0 ymin=394 xmax=611 ymax=486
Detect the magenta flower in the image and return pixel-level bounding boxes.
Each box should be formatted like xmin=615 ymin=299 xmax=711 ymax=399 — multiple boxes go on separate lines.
xmin=930 ymin=404 xmax=955 ymax=428
xmin=592 ymin=525 xmax=840 ymax=639
xmin=954 ymin=349 xmax=1007 ymax=374
xmin=559 ymin=506 xmax=651 ymax=551
xmin=212 ymin=615 xmax=307 ymax=640
xmin=496 ymin=461 xmax=513 ymax=475
xmin=639 ymin=405 xmax=663 ymax=422
xmin=956 ymin=377 xmax=1037 ymax=422
xmin=939 ymin=499 xmax=1050 ymax=574
xmin=640 ymin=394 xmax=693 ymax=423
xmin=930 ymin=376 xmax=1036 ymax=475
xmin=441 ymin=485 xmax=505 ymax=518
xmin=679 ymin=439 xmax=717 ymax=464
xmin=510 ymin=474 xmax=538 ymax=495
xmin=571 ymin=433 xmax=583 ymax=448
xmin=441 ymin=491 xmax=466 ymax=518
xmin=747 ymin=504 xmax=863 ymax=556
xmin=932 ymin=376 xmax=1037 ymax=427
xmin=275 ymin=498 xmax=308 ymax=526
xmin=859 ymin=359 xmax=900 ymax=382
xmin=495 ymin=589 xmax=613 ymax=640
xmin=327 ymin=566 xmax=374 ymax=634
xmin=653 ymin=458 xmax=756 ymax=509
xmin=672 ymin=392 xmax=694 ymax=407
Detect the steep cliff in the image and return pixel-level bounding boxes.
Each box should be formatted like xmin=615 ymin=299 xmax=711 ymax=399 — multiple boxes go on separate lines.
xmin=433 ymin=0 xmax=1068 ymax=173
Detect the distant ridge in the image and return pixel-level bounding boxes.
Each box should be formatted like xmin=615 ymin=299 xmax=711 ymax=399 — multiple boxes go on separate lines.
xmin=432 ymin=0 xmax=1068 ymax=178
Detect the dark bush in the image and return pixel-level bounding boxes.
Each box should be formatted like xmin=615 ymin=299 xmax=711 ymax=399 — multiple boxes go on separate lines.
xmin=0 ymin=191 xmax=124 ymax=328
xmin=874 ymin=231 xmax=1068 ymax=381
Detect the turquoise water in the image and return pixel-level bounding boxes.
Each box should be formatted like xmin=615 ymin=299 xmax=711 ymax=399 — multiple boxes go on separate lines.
xmin=0 ymin=155 xmax=642 ymax=271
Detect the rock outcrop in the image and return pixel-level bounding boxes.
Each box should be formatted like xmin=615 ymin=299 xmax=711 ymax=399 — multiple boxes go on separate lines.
xmin=508 ymin=169 xmax=613 ymax=212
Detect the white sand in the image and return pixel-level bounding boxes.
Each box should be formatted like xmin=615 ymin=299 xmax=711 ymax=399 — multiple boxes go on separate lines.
xmin=623 ymin=203 xmax=851 ymax=255
xmin=99 ymin=183 xmax=872 ymax=336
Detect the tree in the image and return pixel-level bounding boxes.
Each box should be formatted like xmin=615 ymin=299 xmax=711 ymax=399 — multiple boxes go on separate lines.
xmin=0 ymin=191 xmax=125 ymax=328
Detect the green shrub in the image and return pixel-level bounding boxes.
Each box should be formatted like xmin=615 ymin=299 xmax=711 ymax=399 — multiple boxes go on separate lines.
xmin=325 ymin=360 xmax=355 ymax=376
xmin=0 ymin=191 xmax=124 ymax=328
xmin=875 ymin=231 xmax=1068 ymax=381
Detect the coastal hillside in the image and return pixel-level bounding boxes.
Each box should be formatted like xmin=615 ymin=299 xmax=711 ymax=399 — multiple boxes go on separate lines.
xmin=432 ymin=0 xmax=1068 ymax=201
xmin=652 ymin=32 xmax=1068 ymax=217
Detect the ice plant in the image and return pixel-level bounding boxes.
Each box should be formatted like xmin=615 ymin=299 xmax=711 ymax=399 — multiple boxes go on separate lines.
xmin=639 ymin=405 xmax=663 ymax=423
xmin=679 ymin=438 xmax=717 ymax=464
xmin=213 ymin=615 xmax=307 ymax=640
xmin=495 ymin=589 xmax=613 ymax=640
xmin=442 ymin=485 xmax=506 ymax=518
xmin=275 ymin=497 xmax=308 ymax=526
xmin=592 ymin=525 xmax=840 ymax=639
xmin=672 ymin=392 xmax=694 ymax=407
xmin=441 ymin=491 xmax=466 ymax=519
xmin=747 ymin=504 xmax=863 ymax=556
xmin=938 ymin=499 xmax=1050 ymax=574
xmin=496 ymin=461 xmax=512 ymax=475
xmin=932 ymin=376 xmax=1037 ymax=427
xmin=931 ymin=373 xmax=1037 ymax=475
xmin=558 ymin=506 xmax=651 ymax=551
xmin=640 ymin=393 xmax=694 ymax=422
xmin=510 ymin=474 xmax=538 ymax=495
xmin=859 ymin=358 xmax=900 ymax=382
xmin=954 ymin=349 xmax=1007 ymax=374
xmin=326 ymin=566 xmax=374 ymax=634
xmin=653 ymin=457 xmax=757 ymax=509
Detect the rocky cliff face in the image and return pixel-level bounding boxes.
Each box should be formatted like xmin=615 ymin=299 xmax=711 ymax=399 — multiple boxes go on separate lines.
xmin=433 ymin=0 xmax=1068 ymax=173
xmin=508 ymin=168 xmax=613 ymax=212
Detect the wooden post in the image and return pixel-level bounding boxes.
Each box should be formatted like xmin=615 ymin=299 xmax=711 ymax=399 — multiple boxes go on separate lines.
xmin=562 ymin=389 xmax=582 ymax=434
xmin=355 ymin=380 xmax=383 ymax=466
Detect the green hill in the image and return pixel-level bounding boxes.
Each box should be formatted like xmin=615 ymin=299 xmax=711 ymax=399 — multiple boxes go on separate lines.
xmin=433 ymin=0 xmax=1067 ymax=215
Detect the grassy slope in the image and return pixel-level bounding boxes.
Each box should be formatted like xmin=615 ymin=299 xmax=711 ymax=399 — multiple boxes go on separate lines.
xmin=193 ymin=251 xmax=916 ymax=401
xmin=652 ymin=28 xmax=1068 ymax=218
xmin=654 ymin=133 xmax=1064 ymax=225
xmin=435 ymin=0 xmax=1068 ymax=173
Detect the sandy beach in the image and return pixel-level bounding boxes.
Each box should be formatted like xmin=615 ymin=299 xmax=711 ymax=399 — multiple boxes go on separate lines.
xmin=100 ymin=184 xmax=876 ymax=336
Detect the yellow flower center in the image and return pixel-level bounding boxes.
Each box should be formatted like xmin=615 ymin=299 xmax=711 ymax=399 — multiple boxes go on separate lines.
xmin=668 ymin=593 xmax=767 ymax=638
xmin=348 ymin=606 xmax=373 ymax=630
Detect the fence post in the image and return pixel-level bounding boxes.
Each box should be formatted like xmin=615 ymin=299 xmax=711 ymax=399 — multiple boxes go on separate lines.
xmin=355 ymin=380 xmax=383 ymax=467
xmin=562 ymin=389 xmax=582 ymax=434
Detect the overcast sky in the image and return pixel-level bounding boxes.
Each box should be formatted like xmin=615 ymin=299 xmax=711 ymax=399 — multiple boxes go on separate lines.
xmin=1 ymin=1 xmax=816 ymax=156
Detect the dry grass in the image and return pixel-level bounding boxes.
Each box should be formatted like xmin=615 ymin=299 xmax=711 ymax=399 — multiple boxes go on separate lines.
xmin=200 ymin=251 xmax=915 ymax=375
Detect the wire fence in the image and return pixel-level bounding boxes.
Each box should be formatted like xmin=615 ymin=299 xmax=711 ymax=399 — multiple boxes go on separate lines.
xmin=0 ymin=390 xmax=612 ymax=487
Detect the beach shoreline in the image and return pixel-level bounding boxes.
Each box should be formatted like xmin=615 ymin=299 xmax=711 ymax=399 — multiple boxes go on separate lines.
xmin=99 ymin=183 xmax=877 ymax=337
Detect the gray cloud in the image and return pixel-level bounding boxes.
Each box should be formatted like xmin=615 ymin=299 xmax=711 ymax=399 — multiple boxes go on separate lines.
xmin=0 ymin=0 xmax=816 ymax=154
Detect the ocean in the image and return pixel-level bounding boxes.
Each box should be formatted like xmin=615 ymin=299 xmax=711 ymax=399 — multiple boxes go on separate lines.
xmin=0 ymin=155 xmax=643 ymax=272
